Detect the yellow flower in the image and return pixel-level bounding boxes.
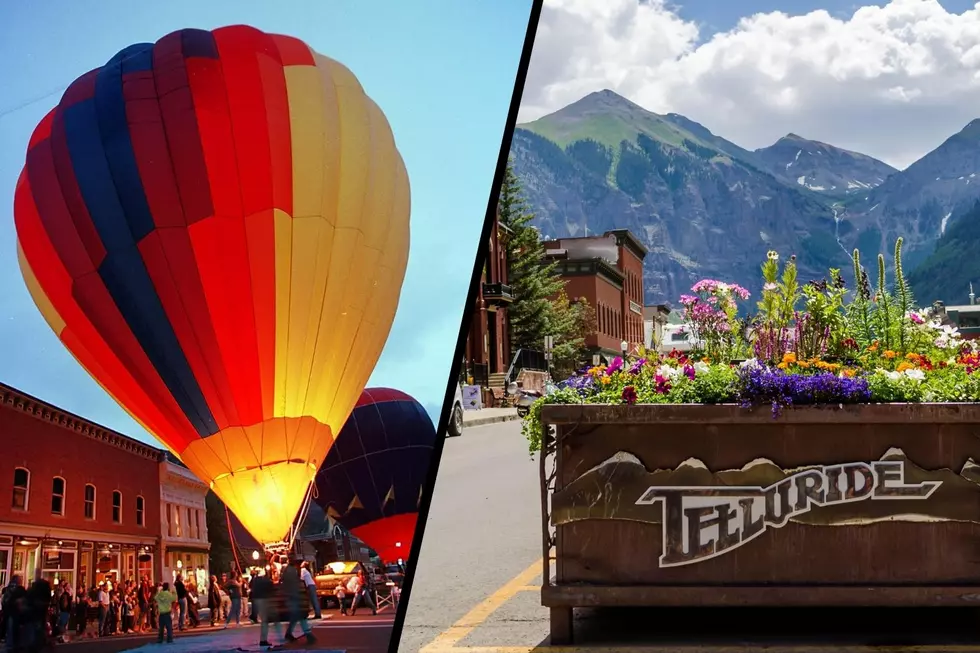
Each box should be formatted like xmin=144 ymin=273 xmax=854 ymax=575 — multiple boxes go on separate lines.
xmin=782 ymin=352 xmax=797 ymax=364
xmin=883 ymin=350 xmax=897 ymax=359
xmin=777 ymin=362 xmax=788 ymax=370
xmin=601 ymin=376 xmax=612 ymax=385
xmin=905 ymin=352 xmax=919 ymax=361
xmin=896 ymin=361 xmax=914 ymax=372
xmin=797 ymin=361 xmax=810 ymax=369
xmin=842 ymin=368 xmax=856 ymax=377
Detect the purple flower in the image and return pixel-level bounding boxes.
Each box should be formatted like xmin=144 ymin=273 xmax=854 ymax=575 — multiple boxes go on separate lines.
xmin=683 ymin=364 xmax=696 ymax=380
xmin=628 ymin=358 xmax=647 ymax=375
xmin=606 ymin=357 xmax=624 ymax=375
xmin=736 ymin=367 xmax=871 ymax=418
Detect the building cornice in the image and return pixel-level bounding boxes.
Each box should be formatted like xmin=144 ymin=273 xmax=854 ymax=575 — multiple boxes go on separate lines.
xmin=0 ymin=382 xmax=164 ymax=462
xmin=605 ymin=229 xmax=648 ymax=260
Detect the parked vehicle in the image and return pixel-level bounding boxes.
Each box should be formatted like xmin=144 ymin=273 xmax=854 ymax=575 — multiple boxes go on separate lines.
xmin=658 ymin=324 xmax=698 ymax=353
xmin=515 ymin=388 xmax=541 ymax=418
xmin=314 ymin=561 xmax=372 ymax=610
xmin=447 ymin=383 xmax=464 ymax=437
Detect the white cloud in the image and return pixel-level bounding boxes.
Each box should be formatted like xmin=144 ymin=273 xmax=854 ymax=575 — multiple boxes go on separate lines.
xmin=520 ymin=0 xmax=980 ymax=169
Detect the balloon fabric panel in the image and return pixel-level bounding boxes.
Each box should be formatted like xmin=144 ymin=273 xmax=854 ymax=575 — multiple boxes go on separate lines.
xmin=313 ymin=389 xmax=435 ymax=560
xmin=14 ymin=25 xmax=410 ymax=546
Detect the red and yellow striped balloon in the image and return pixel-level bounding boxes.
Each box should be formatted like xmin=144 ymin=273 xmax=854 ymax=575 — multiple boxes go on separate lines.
xmin=14 ymin=25 xmax=410 ymax=545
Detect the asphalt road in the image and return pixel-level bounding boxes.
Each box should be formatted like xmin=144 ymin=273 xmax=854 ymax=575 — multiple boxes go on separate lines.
xmin=54 ymin=613 xmax=393 ymax=653
xmin=400 ymin=419 xmax=545 ymax=653
xmin=398 ymin=420 xmax=980 ymax=653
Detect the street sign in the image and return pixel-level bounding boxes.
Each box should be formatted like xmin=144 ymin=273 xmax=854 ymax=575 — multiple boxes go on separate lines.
xmin=592 ymin=354 xmax=601 ymax=366
xmin=544 ymin=335 xmax=554 ymax=352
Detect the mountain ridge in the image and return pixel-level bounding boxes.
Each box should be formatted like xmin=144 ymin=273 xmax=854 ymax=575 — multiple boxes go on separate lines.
xmin=510 ymin=89 xmax=980 ymax=306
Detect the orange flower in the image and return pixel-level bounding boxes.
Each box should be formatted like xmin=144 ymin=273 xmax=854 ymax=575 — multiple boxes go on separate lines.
xmin=883 ymin=350 xmax=897 ymax=359
xmin=777 ymin=362 xmax=789 ymax=370
xmin=782 ymin=352 xmax=797 ymax=364
xmin=842 ymin=369 xmax=856 ymax=377
xmin=797 ymin=361 xmax=811 ymax=369
xmin=896 ymin=361 xmax=914 ymax=372
xmin=905 ymin=352 xmax=920 ymax=361
xmin=601 ymin=376 xmax=612 ymax=385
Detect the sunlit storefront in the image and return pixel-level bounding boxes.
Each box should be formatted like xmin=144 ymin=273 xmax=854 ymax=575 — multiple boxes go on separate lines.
xmin=0 ymin=530 xmax=157 ymax=592
xmin=164 ymin=547 xmax=209 ymax=590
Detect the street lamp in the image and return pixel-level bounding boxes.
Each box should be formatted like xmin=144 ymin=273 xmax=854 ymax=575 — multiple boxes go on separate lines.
xmin=621 ymin=340 xmax=629 ymax=357
xmin=176 ymin=559 xmax=182 ymax=570
xmin=252 ymin=550 xmax=260 ymax=561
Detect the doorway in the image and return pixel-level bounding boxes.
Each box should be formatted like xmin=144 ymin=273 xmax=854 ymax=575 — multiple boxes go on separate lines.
xmin=0 ymin=547 xmax=10 ymax=587
xmin=487 ymin=309 xmax=498 ymax=374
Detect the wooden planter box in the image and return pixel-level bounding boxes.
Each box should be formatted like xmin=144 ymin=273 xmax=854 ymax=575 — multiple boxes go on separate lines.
xmin=538 ymin=403 xmax=980 ymax=644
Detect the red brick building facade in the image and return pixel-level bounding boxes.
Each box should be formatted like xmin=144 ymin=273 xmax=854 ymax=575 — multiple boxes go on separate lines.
xmin=544 ymin=229 xmax=647 ymax=359
xmin=0 ymin=382 xmax=163 ymax=591
xmin=464 ymin=205 xmax=513 ymax=389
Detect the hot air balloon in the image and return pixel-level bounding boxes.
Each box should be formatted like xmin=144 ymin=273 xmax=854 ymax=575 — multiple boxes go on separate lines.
xmin=14 ymin=25 xmax=410 ymax=548
xmin=313 ymin=388 xmax=436 ymax=563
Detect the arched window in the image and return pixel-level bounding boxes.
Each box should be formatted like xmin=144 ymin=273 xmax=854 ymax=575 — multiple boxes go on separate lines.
xmin=84 ymin=484 xmax=96 ymax=520
xmin=136 ymin=496 xmax=145 ymax=527
xmin=12 ymin=467 xmax=29 ymax=511
xmin=51 ymin=477 xmax=65 ymax=515
xmin=112 ymin=490 xmax=122 ymax=524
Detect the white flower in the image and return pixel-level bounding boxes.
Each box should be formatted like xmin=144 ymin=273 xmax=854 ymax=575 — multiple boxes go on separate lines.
xmin=882 ymin=370 xmax=901 ymax=381
xmin=657 ymin=365 xmax=681 ymax=380
xmin=904 ymin=368 xmax=926 ymax=382
xmin=694 ymin=361 xmax=711 ymax=375
xmin=739 ymin=358 xmax=761 ymax=370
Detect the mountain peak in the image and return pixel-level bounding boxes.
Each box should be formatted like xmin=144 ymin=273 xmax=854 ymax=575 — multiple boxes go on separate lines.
xmin=572 ymin=88 xmax=644 ymax=112
xmin=955 ymin=118 xmax=980 ymax=140
xmin=781 ymin=133 xmax=808 ymax=142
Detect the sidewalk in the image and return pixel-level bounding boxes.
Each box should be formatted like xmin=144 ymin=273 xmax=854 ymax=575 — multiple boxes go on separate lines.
xmin=462 ymin=407 xmax=520 ymax=428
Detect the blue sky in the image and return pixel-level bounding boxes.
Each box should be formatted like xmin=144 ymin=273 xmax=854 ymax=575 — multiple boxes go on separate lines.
xmin=0 ymin=0 xmax=532 ymax=443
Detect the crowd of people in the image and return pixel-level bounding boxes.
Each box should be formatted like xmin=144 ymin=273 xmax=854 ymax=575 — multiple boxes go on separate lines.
xmin=0 ymin=558 xmax=393 ymax=651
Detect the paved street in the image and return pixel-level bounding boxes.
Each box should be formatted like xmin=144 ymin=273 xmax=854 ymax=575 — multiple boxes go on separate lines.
xmin=54 ymin=613 xmax=393 ymax=653
xmin=401 ymin=420 xmax=980 ymax=653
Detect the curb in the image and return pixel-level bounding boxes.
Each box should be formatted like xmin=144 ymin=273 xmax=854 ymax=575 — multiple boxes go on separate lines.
xmin=463 ymin=413 xmax=522 ymax=428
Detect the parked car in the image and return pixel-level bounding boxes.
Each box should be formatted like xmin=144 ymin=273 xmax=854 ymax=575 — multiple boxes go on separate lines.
xmin=446 ymin=383 xmax=464 ymax=437
xmin=658 ymin=324 xmax=699 ymax=353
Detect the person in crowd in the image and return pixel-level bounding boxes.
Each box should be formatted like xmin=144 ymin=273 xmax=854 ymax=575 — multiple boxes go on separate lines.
xmin=25 ymin=571 xmax=52 ymax=649
xmin=137 ymin=580 xmax=149 ymax=633
xmin=300 ymin=562 xmax=321 ymax=620
xmin=334 ymin=582 xmax=347 ymax=616
xmin=56 ymin=584 xmax=72 ymax=642
xmin=223 ymin=572 xmax=242 ymax=628
xmin=250 ymin=570 xmax=280 ymax=648
xmin=96 ymin=582 xmax=110 ymax=637
xmin=153 ymin=582 xmax=177 ymax=645
xmin=2 ymin=575 xmax=26 ymax=653
xmin=185 ymin=579 xmax=200 ymax=628
xmin=207 ymin=576 xmax=222 ymax=627
xmin=281 ymin=558 xmax=315 ymax=646
xmin=173 ymin=574 xmax=187 ymax=632
xmin=348 ymin=568 xmax=377 ymax=616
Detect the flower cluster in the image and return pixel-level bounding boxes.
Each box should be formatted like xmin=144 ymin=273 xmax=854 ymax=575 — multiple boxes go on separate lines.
xmin=521 ymin=236 xmax=980 ymax=454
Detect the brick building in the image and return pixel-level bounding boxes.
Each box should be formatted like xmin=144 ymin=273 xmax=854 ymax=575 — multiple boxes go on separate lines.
xmin=543 ymin=229 xmax=648 ymax=360
xmin=0 ymin=381 xmax=163 ymax=590
xmin=464 ymin=204 xmax=513 ymax=393
xmin=160 ymin=453 xmax=210 ymax=588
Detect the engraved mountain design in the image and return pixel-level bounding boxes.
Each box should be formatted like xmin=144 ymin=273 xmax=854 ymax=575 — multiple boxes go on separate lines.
xmin=551 ymin=449 xmax=980 ymax=528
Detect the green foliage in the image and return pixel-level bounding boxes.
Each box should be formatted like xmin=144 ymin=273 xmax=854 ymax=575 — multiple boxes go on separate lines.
xmin=500 ymin=161 xmax=596 ymax=367
xmin=907 ymin=200 xmax=980 ymax=305
xmin=500 ymin=162 xmax=564 ymax=349
xmin=566 ymin=138 xmax=613 ymax=179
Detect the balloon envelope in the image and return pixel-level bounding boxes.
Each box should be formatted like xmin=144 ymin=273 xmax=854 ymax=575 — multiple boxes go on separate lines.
xmin=14 ymin=25 xmax=410 ymax=545
xmin=313 ymin=388 xmax=436 ymax=562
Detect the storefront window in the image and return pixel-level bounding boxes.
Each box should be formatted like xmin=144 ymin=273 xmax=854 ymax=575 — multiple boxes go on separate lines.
xmin=41 ymin=548 xmax=74 ymax=589
xmin=138 ymin=553 xmax=153 ymax=582
xmin=95 ymin=550 xmax=120 ymax=584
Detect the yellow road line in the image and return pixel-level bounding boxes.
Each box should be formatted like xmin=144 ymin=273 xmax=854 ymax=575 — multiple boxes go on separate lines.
xmin=419 ymin=557 xmax=544 ymax=653
xmin=423 ymin=647 xmax=980 ymax=653
xmin=517 ymin=585 xmax=539 ymax=592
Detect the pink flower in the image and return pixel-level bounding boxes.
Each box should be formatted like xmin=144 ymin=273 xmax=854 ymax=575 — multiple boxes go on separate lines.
xmin=908 ymin=312 xmax=924 ymax=325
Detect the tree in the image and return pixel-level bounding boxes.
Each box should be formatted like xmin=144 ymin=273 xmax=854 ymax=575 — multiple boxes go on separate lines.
xmin=500 ymin=162 xmax=597 ymax=377
xmin=500 ymin=161 xmax=563 ymax=348
xmin=550 ymin=291 xmax=597 ymax=377
xmin=205 ymin=491 xmax=236 ymax=574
